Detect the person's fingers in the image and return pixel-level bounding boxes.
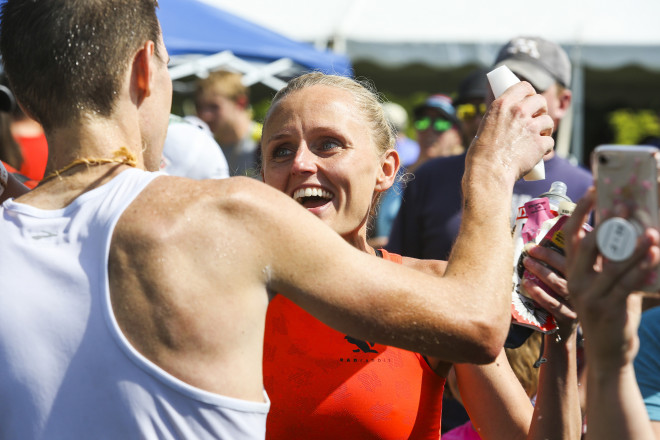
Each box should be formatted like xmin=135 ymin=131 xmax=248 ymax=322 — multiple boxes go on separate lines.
xmin=566 ymin=218 xmax=599 ymax=284
xmin=523 ymin=255 xmax=568 ymax=298
xmin=519 ymin=92 xmax=547 ymax=114
xmin=522 ymin=277 xmax=577 ymax=322
xmin=497 ymin=80 xmax=536 ymax=100
xmin=522 ymin=256 xmax=576 ymax=324
xmin=526 ymin=245 xmax=567 ymax=276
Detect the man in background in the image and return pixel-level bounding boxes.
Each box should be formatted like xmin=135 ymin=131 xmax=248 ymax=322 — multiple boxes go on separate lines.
xmin=407 ymin=94 xmax=463 ymax=173
xmin=388 ymin=36 xmax=593 ymax=261
xmin=454 ymin=68 xmax=489 ymax=147
xmin=195 ymin=70 xmax=261 ymax=177
xmin=387 ymin=37 xmax=594 ymax=434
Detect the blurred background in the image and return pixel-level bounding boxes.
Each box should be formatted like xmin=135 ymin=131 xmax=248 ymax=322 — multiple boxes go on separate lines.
xmin=161 ymin=0 xmax=660 ymax=166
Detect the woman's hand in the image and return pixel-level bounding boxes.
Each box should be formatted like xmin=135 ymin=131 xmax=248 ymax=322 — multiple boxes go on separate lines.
xmin=564 ymin=189 xmax=660 ymax=366
xmin=522 ymin=242 xmax=576 ymax=342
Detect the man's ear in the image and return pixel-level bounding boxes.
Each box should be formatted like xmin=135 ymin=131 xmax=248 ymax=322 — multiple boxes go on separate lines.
xmin=131 ymin=40 xmax=156 ymax=105
xmin=375 ymin=149 xmax=400 ymax=193
xmin=235 ymin=94 xmax=249 ymax=110
xmin=555 ymin=88 xmax=572 ymax=119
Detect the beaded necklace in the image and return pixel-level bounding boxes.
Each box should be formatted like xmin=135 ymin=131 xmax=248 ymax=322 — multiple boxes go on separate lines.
xmin=41 ymin=146 xmax=138 ymax=183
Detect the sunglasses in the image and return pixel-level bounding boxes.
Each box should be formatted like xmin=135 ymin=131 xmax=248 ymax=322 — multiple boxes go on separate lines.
xmin=414 ymin=117 xmax=453 ymax=133
xmin=456 ymin=103 xmax=487 ymax=121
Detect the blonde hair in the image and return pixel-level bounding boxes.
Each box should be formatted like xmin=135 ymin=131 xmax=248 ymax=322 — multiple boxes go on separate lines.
xmin=263 ymin=72 xmax=396 ymax=156
xmin=505 ymin=332 xmax=543 ymax=398
xmin=195 ymin=70 xmax=248 ymax=103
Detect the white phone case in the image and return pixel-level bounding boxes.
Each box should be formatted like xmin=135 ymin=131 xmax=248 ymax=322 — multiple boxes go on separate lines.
xmin=593 ymin=144 xmax=660 ymax=293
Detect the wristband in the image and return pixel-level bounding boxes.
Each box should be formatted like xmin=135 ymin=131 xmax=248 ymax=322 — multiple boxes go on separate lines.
xmin=0 ymin=161 xmax=8 ymax=197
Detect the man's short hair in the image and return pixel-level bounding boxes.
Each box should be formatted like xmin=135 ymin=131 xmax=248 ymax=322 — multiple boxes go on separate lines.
xmin=0 ymin=0 xmax=162 ymax=131
xmin=195 ymin=71 xmax=248 ymax=104
xmin=493 ymin=36 xmax=572 ymax=92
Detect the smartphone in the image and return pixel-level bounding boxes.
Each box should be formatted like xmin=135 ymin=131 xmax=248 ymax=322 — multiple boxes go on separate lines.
xmin=593 ymin=144 xmax=660 ymax=293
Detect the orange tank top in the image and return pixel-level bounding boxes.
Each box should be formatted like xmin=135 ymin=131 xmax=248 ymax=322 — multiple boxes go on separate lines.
xmin=263 ymin=249 xmax=445 ymax=439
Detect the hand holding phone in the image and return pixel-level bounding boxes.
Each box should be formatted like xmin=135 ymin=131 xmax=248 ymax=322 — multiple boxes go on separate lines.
xmin=593 ymin=144 xmax=660 ymax=292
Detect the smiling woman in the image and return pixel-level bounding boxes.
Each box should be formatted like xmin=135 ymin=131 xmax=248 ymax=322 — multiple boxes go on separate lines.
xmin=260 ymin=73 xmax=399 ymax=249
xmin=259 ymin=73 xmax=448 ymax=439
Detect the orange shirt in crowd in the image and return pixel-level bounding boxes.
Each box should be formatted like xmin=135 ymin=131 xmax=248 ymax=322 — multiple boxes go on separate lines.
xmin=16 ymin=132 xmax=48 ymax=182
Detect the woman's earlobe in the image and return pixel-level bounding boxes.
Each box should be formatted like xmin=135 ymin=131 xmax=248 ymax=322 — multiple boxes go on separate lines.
xmin=375 ymin=150 xmax=399 ymax=192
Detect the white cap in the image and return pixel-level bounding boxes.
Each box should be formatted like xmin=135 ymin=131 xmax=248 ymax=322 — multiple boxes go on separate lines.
xmin=596 ymin=217 xmax=640 ymax=261
xmin=487 ymin=65 xmax=521 ymax=99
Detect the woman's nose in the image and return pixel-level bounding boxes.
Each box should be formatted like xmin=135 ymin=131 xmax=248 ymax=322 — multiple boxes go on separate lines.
xmin=291 ymin=145 xmax=317 ymax=174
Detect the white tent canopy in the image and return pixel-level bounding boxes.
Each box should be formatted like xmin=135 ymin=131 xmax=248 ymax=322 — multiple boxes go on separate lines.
xmin=200 ymin=0 xmax=660 ymax=70
xmin=200 ymin=0 xmax=660 ymax=162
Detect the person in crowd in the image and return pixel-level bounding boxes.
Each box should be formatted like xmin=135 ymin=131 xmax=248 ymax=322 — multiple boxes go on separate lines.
xmin=160 ymin=114 xmax=230 ymax=179
xmin=388 ymin=36 xmax=593 ymax=262
xmin=407 ymin=93 xmax=463 ymax=173
xmin=368 ymin=102 xmax=415 ymax=248
xmin=0 ymin=160 xmax=30 ymax=201
xmin=195 ymin=70 xmax=262 ymax=177
xmin=0 ymin=85 xmax=37 ymax=190
xmin=564 ymin=190 xmax=659 ymax=440
xmin=0 ymin=1 xmax=554 ymax=438
xmin=634 ymin=304 xmax=660 ymax=438
xmin=632 ymin=135 xmax=660 ymax=438
xmin=0 ymin=85 xmax=21 ymax=168
xmin=10 ymin=101 xmax=48 ymax=182
xmin=454 ymin=68 xmax=489 ymax=147
xmin=382 ymin=101 xmax=419 ymax=167
xmin=443 ymin=332 xmax=542 ymax=439
xmin=260 ymin=72 xmax=580 ymax=440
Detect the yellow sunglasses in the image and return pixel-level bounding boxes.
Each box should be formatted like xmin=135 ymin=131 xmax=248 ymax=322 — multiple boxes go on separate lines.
xmin=457 ymin=103 xmax=487 ymax=121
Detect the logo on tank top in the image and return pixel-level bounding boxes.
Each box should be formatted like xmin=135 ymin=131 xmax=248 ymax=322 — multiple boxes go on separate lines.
xmin=338 ymin=335 xmax=393 ymax=364
xmin=344 ymin=336 xmax=378 ymax=353
xmin=31 ymin=230 xmax=58 ymax=240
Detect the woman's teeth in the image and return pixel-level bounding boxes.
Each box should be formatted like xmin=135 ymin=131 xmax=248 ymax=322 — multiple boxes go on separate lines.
xmin=293 ymin=187 xmax=333 ymax=203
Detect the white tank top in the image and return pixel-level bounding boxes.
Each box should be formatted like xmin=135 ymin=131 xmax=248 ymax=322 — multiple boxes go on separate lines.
xmin=0 ymin=169 xmax=269 ymax=439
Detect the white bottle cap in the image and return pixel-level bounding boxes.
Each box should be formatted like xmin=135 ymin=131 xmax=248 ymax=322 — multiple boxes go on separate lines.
xmin=487 ymin=65 xmax=521 ymax=99
xmin=596 ymin=217 xmax=641 ymax=261
xmin=487 ymin=65 xmax=545 ymax=182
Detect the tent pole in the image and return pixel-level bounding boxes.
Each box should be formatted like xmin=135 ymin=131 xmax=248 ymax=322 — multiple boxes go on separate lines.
xmin=569 ymin=44 xmax=586 ymax=165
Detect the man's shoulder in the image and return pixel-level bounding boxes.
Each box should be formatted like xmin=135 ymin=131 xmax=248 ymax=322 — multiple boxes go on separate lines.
xmin=121 ymin=176 xmax=275 ymax=235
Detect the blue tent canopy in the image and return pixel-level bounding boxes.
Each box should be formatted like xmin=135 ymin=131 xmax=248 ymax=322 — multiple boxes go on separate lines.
xmin=157 ymin=0 xmax=352 ymax=77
